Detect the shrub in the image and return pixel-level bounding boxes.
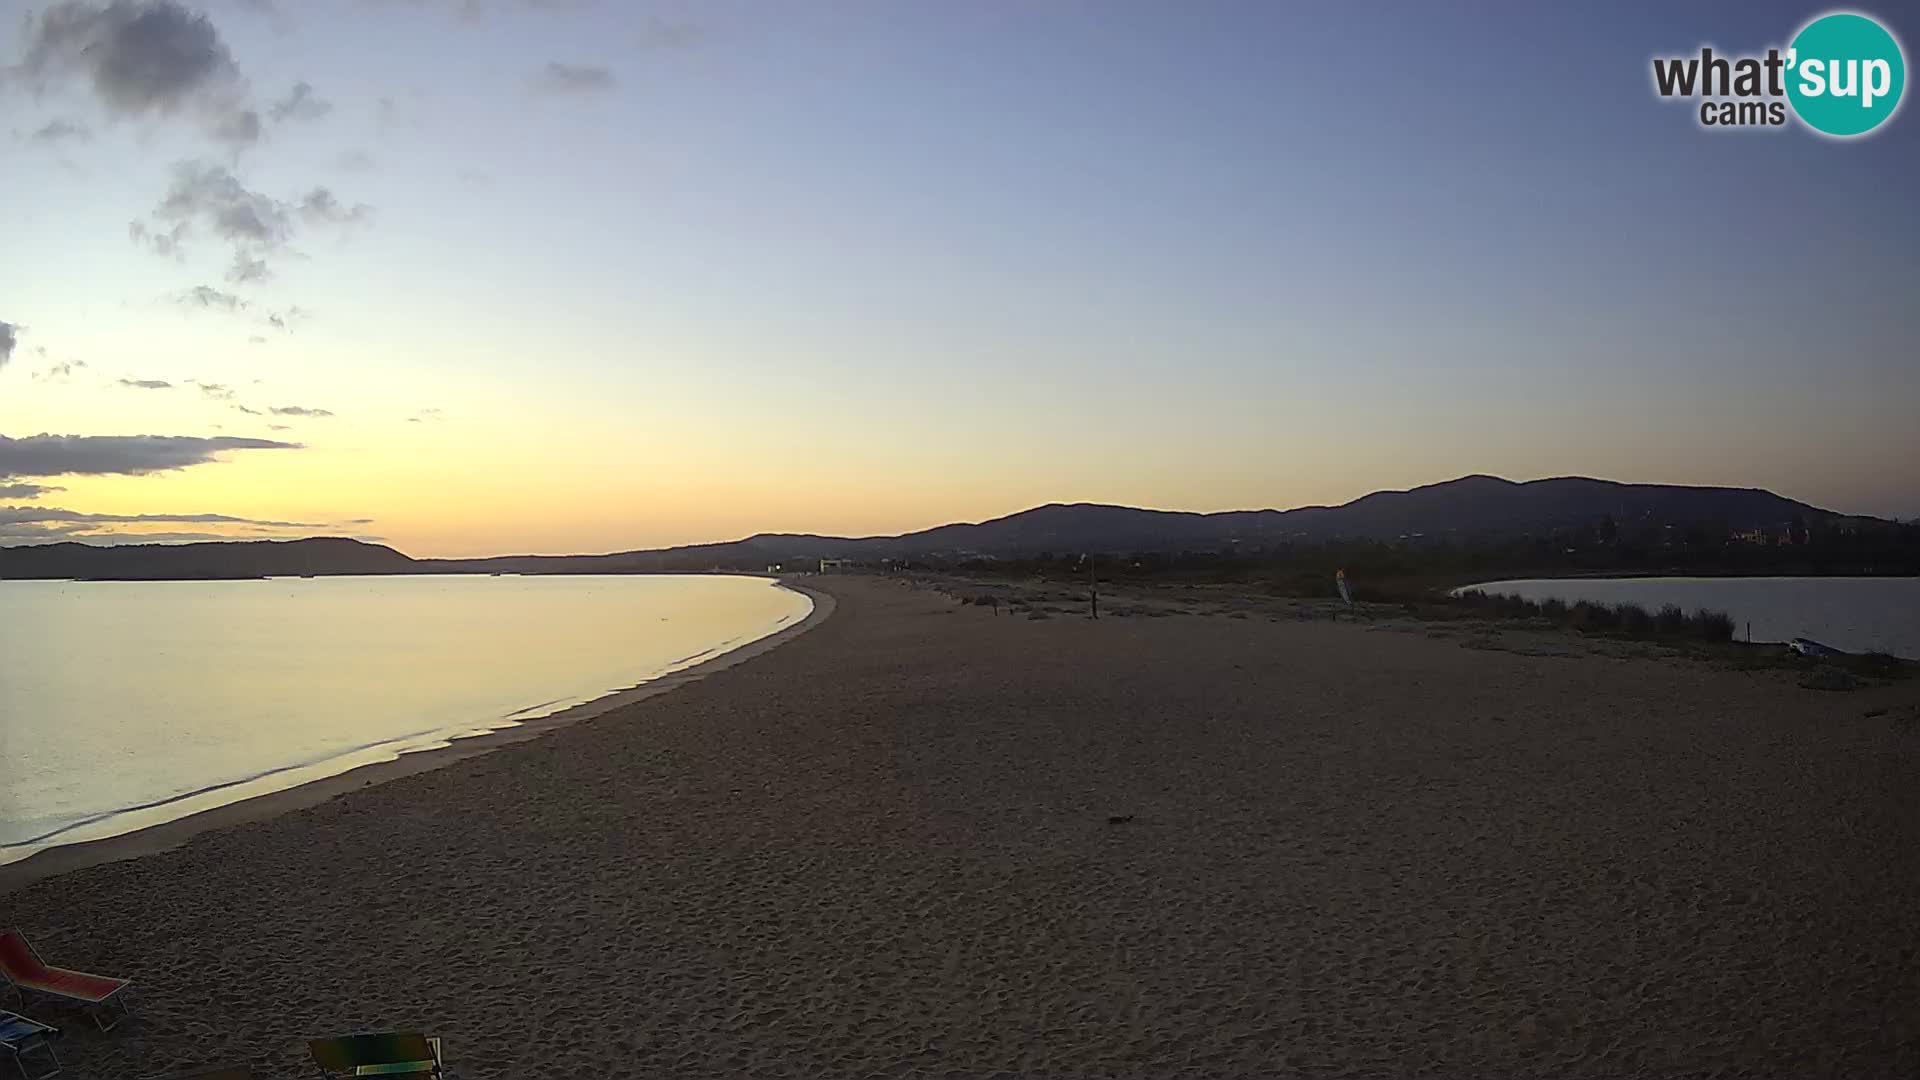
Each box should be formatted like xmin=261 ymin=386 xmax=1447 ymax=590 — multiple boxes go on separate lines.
xmin=1655 ymin=604 xmax=1688 ymax=635
xmin=1616 ymin=603 xmax=1654 ymax=634
xmin=1445 ymin=588 xmax=1738 ymax=645
xmin=1571 ymin=600 xmax=1616 ymax=629
xmin=1693 ymin=609 xmax=1735 ymax=642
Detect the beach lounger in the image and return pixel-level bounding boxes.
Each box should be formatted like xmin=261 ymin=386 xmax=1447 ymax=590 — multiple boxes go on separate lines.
xmin=0 ymin=1010 xmax=60 ymax=1080
xmin=307 ymin=1032 xmax=444 ymax=1078
xmin=0 ymin=932 xmax=131 ymax=1032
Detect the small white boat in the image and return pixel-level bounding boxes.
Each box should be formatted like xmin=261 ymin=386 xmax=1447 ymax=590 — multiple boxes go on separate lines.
xmin=1788 ymin=637 xmax=1845 ymax=658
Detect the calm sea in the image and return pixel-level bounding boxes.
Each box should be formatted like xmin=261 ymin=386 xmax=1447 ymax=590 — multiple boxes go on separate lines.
xmin=0 ymin=574 xmax=811 ymax=862
xmin=1459 ymin=576 xmax=1919 ymax=658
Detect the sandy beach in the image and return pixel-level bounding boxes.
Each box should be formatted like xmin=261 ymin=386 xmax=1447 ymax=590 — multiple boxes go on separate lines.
xmin=5 ymin=576 xmax=1918 ymax=1078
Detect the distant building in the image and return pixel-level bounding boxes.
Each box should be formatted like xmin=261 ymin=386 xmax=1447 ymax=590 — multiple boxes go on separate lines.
xmin=1732 ymin=523 xmax=1802 ymax=546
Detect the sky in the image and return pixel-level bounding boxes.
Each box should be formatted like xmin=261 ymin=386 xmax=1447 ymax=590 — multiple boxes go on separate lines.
xmin=1 ymin=0 xmax=1915 ymax=557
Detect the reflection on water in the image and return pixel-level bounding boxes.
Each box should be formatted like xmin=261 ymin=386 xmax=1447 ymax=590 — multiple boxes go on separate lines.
xmin=1459 ymin=576 xmax=1919 ymax=658
xmin=0 ymin=574 xmax=810 ymax=860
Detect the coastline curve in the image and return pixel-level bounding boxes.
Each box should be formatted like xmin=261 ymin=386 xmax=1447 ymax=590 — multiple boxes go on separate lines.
xmin=0 ymin=578 xmax=835 ymax=894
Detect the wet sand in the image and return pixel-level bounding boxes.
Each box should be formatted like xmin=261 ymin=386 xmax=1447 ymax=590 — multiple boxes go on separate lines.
xmin=5 ymin=577 xmax=1918 ymax=1077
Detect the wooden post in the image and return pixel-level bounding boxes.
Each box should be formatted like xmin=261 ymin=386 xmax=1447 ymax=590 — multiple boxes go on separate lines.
xmin=1087 ymin=554 xmax=1098 ymax=620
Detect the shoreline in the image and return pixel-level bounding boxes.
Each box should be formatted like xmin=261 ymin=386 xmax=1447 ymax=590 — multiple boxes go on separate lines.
xmin=0 ymin=580 xmax=834 ymax=894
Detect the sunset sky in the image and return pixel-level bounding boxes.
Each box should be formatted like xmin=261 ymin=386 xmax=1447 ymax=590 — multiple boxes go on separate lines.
xmin=3 ymin=0 xmax=1915 ymax=557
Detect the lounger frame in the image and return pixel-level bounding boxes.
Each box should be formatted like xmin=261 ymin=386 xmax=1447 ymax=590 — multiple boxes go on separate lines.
xmin=0 ymin=1010 xmax=61 ymax=1080
xmin=0 ymin=932 xmax=132 ymax=1033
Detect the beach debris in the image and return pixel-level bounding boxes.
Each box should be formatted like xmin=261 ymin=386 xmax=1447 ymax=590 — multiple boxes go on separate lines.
xmin=1107 ymin=814 xmax=1135 ymax=825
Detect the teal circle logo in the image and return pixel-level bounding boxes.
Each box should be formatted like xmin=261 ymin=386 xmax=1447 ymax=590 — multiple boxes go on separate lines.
xmin=1786 ymin=12 xmax=1906 ymax=137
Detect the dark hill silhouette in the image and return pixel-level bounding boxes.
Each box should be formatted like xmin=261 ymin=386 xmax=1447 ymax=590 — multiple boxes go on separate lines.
xmin=0 ymin=537 xmax=414 ymax=580
xmin=0 ymin=475 xmax=1847 ymax=579
xmin=724 ymin=476 xmax=1831 ymax=560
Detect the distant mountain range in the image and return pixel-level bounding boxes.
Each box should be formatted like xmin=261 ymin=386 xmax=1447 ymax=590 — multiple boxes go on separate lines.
xmin=0 ymin=475 xmax=1852 ymax=580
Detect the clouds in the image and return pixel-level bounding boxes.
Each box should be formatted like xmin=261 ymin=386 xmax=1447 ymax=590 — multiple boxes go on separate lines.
xmin=145 ymin=160 xmax=291 ymax=254
xmin=20 ymin=1 xmax=239 ymax=113
xmin=533 ymin=61 xmax=614 ymax=94
xmin=0 ymin=431 xmax=330 ymax=544
xmin=1 ymin=526 xmax=277 ymax=544
xmin=109 ymin=377 xmax=338 ymax=419
xmin=298 ymin=188 xmax=370 ymax=226
xmin=0 ymin=504 xmax=331 ymax=544
xmin=228 ymin=254 xmax=271 ymax=284
xmin=208 ymin=106 xmax=262 ymax=145
xmin=177 ymin=283 xmax=246 ymax=310
xmin=0 ymin=483 xmax=63 ymax=499
xmin=633 ymin=16 xmax=702 ymax=51
xmin=18 ymin=0 xmax=258 ymax=144
xmin=358 ymin=0 xmax=606 ymax=23
xmin=33 ymin=359 xmax=87 ymax=382
xmin=0 ymin=322 xmax=16 ymax=369
xmin=0 ymin=506 xmax=323 ymax=528
xmin=132 ymin=160 xmax=370 ymax=283
xmin=263 ymin=306 xmax=309 ymax=330
xmin=30 ymin=118 xmax=92 ymax=143
xmin=267 ymin=80 xmax=331 ymax=124
xmin=0 ymin=433 xmax=300 ymax=478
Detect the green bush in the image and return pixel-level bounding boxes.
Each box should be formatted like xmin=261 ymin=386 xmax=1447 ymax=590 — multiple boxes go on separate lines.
xmin=1694 ymin=609 xmax=1735 ymax=642
xmin=1655 ymin=604 xmax=1688 ymax=634
xmin=1450 ymin=589 xmax=1737 ymax=644
xmin=1571 ymin=600 xmax=1617 ymax=629
xmin=1616 ymin=603 xmax=1654 ymax=633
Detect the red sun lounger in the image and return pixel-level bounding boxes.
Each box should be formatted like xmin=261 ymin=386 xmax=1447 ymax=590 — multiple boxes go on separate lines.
xmin=0 ymin=931 xmax=132 ymax=1032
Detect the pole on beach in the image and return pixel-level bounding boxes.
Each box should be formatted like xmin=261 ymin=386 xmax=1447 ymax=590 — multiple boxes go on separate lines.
xmin=1086 ymin=553 xmax=1099 ymax=620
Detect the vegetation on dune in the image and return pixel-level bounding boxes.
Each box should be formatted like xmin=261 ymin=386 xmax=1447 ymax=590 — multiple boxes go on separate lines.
xmin=1451 ymin=589 xmax=1737 ymax=643
xmin=906 ymin=519 xmax=1920 ymax=662
xmin=946 ymin=514 xmax=1920 ymax=597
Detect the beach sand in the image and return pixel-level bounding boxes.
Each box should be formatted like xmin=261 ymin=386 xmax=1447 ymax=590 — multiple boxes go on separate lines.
xmin=5 ymin=577 xmax=1917 ymax=1077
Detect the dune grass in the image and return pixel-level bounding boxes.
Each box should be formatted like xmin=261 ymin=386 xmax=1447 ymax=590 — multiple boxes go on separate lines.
xmin=1452 ymin=589 xmax=1737 ymax=643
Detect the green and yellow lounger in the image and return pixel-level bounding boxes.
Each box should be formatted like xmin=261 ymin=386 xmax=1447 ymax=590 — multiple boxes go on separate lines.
xmin=306 ymin=1032 xmax=444 ymax=1078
